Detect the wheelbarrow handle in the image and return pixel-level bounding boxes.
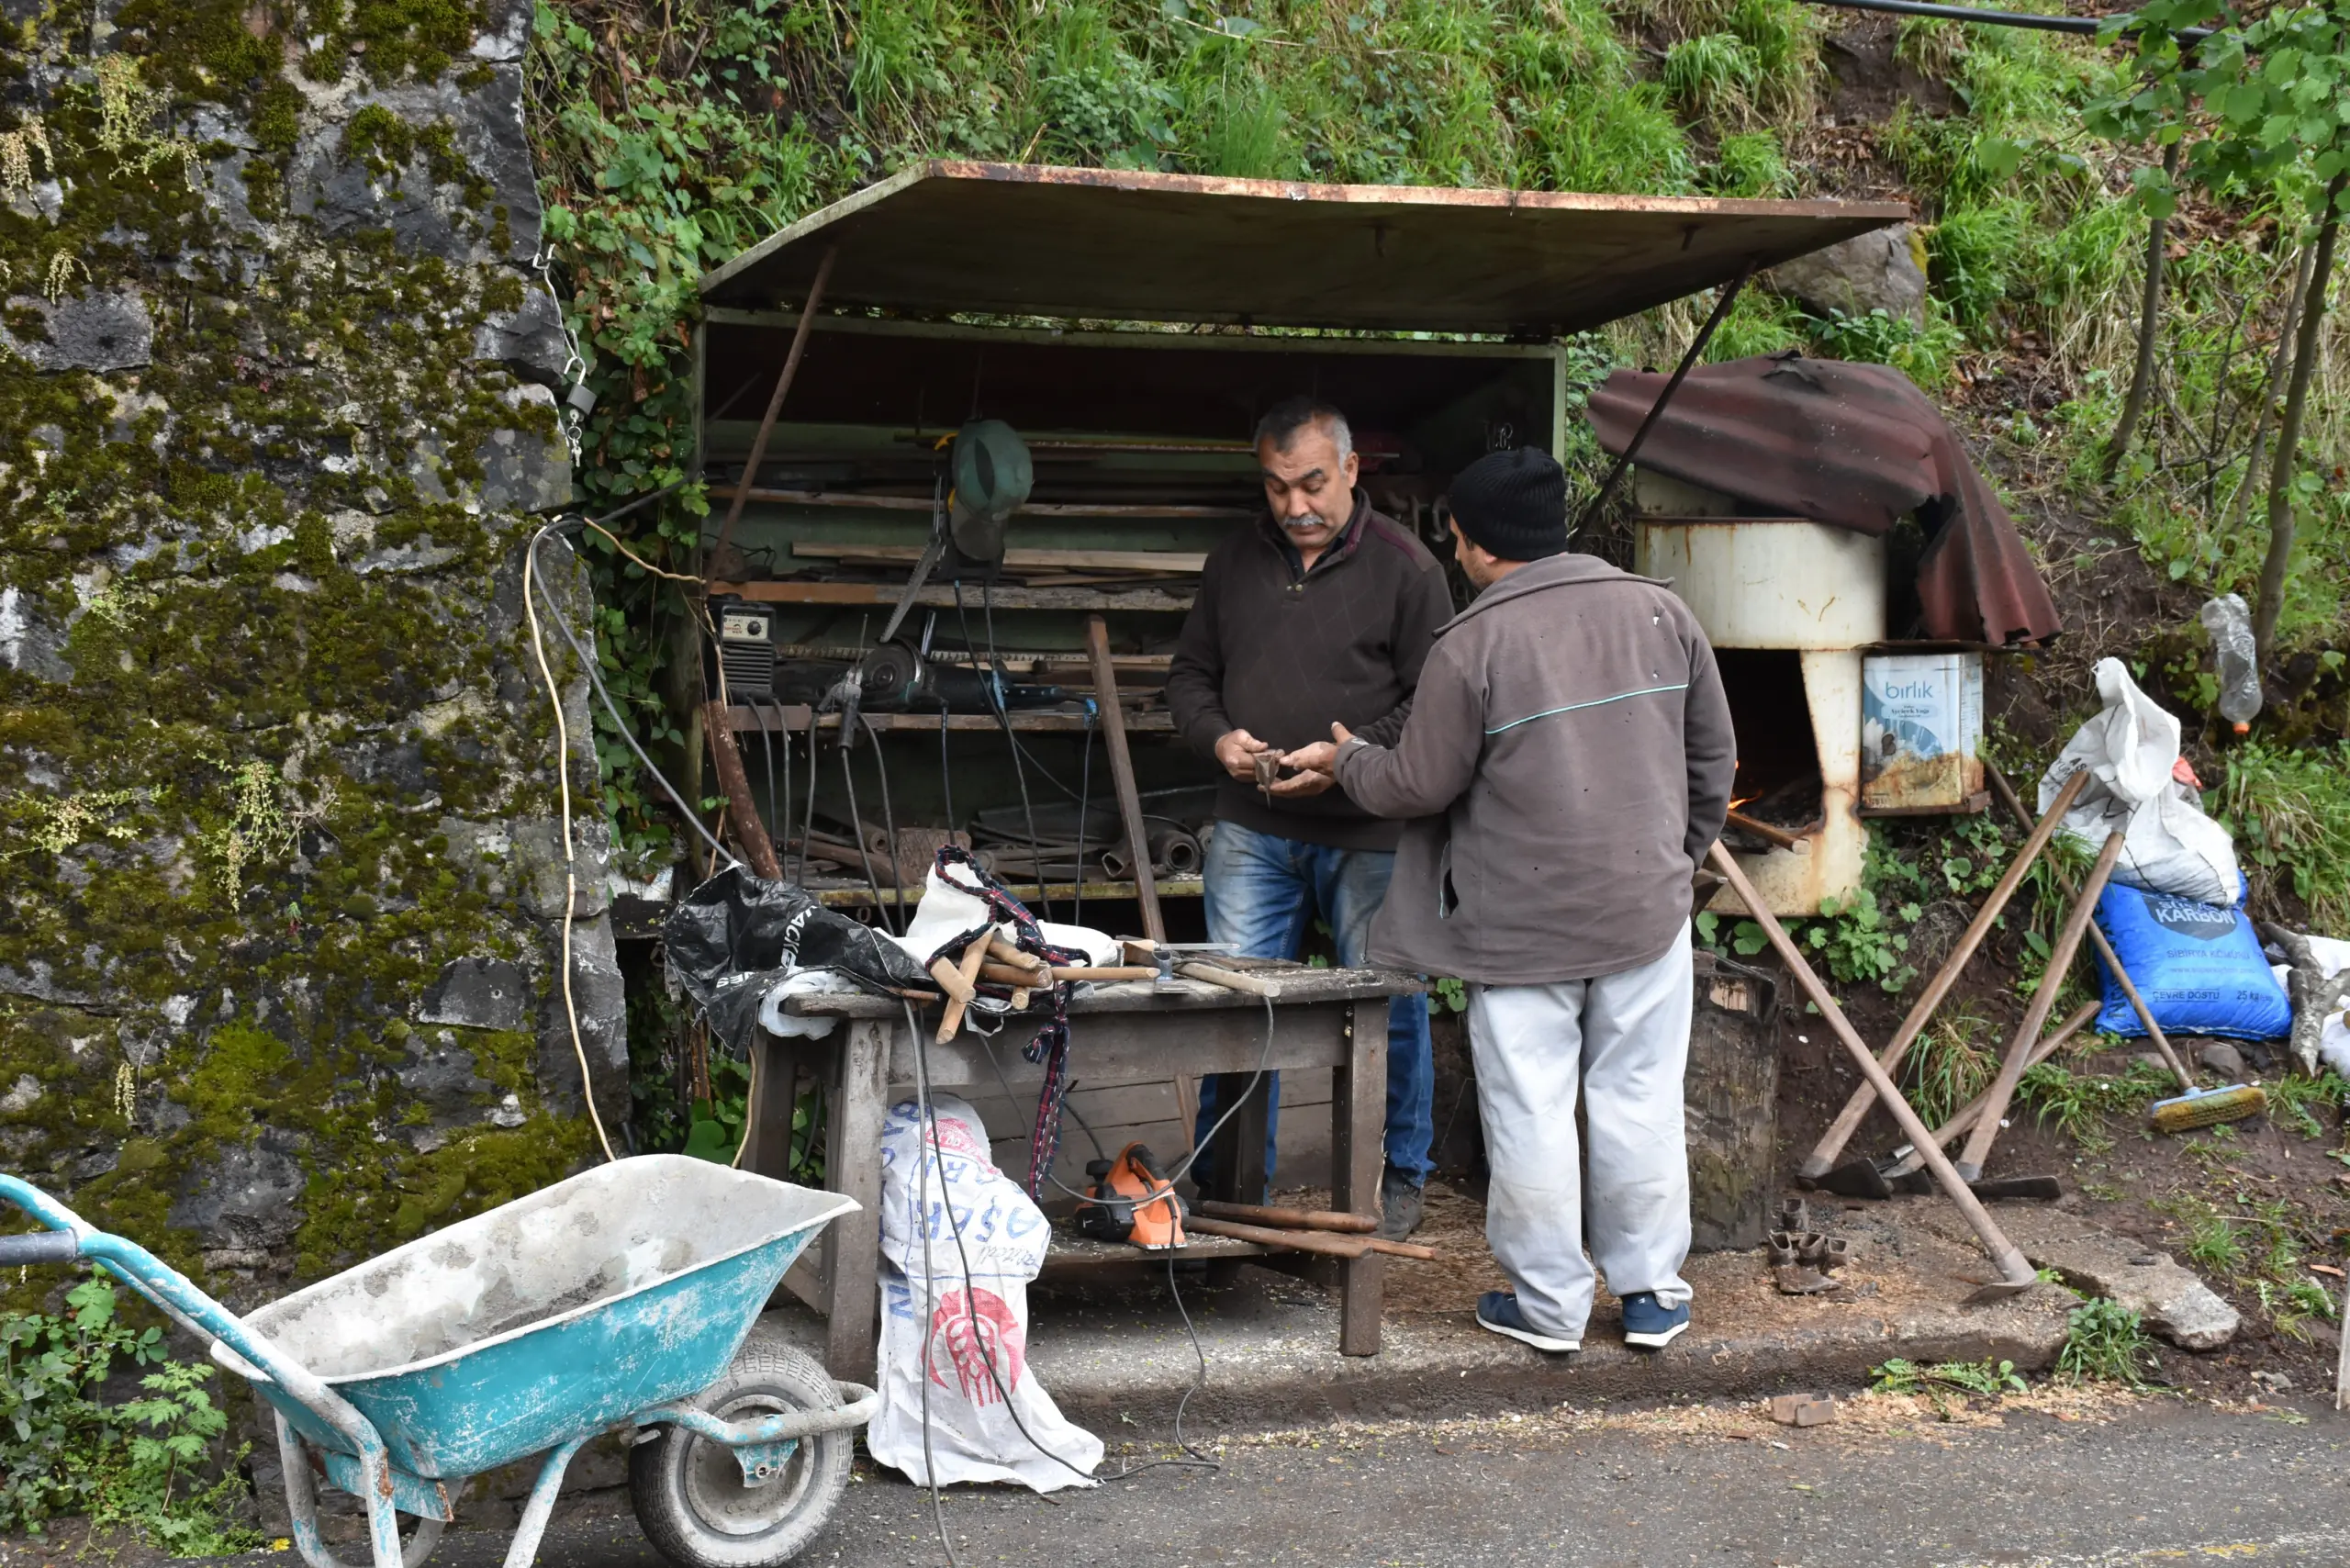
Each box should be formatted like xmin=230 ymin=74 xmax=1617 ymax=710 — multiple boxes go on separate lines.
xmin=0 ymin=1172 xmax=416 ymax=1568
xmin=636 ymin=1381 xmax=881 ymax=1445
xmin=0 ymin=1231 xmax=80 ymax=1266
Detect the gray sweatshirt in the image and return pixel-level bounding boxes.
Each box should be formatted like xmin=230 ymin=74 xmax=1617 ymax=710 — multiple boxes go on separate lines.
xmin=1335 ymin=551 xmax=1737 ymax=983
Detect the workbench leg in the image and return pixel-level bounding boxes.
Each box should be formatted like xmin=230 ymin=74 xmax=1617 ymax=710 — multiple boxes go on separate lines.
xmin=1202 ymin=1068 xmax=1271 ymax=1209
xmin=1332 ymin=1002 xmax=1387 ymax=1357
xmin=822 ymin=1017 xmax=891 ymax=1383
xmin=744 ymin=1037 xmax=800 ymax=1181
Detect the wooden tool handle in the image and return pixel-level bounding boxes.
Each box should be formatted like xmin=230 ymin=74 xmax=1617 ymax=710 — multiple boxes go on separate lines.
xmin=1192 ymin=1199 xmax=1376 ymax=1235
xmin=1178 ymin=961 xmax=1282 ymax=998
xmin=927 ymin=956 xmax=976 ymax=1003
xmin=1046 ymin=965 xmax=1161 ymax=983
xmin=988 ymin=935 xmax=1046 ymax=973
xmin=934 ymin=935 xmax=991 ymax=1043
xmin=1185 ymin=1215 xmax=1436 ymax=1261
xmin=1799 ymin=766 xmax=2091 ymax=1179
xmin=1724 ymin=808 xmax=1802 ymax=852
xmin=1707 ymin=844 xmax=2033 ymax=1286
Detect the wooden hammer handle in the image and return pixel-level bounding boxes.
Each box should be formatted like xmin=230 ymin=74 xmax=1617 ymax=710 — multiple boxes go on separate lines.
xmin=1178 ymin=961 xmax=1282 ymax=997
xmin=934 ymin=935 xmax=991 ymax=1043
xmin=1185 ymin=1215 xmax=1437 ymax=1261
xmin=1192 ymin=1199 xmax=1377 ymax=1235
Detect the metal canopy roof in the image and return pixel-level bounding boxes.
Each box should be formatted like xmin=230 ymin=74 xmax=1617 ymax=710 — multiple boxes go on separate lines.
xmin=699 ymin=162 xmax=1908 ymax=336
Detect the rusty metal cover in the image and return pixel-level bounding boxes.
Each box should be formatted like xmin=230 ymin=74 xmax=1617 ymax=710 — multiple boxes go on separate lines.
xmin=699 ymin=161 xmax=1907 ymax=335
xmin=1588 ymin=353 xmax=2063 ymax=647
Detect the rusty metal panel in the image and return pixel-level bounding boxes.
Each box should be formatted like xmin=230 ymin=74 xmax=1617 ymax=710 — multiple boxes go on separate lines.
xmin=1588 ymin=353 xmax=2062 ymax=647
xmin=699 ymin=161 xmax=1907 ymax=334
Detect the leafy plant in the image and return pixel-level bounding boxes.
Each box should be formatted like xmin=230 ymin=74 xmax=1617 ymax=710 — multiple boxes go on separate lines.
xmin=1872 ymin=1354 xmax=2026 ymax=1416
xmin=2057 ymin=1296 xmax=2160 ymax=1388
xmin=0 ymin=1274 xmax=261 ymax=1553
xmin=2267 ymin=1070 xmax=2350 ymax=1139
xmin=1803 ymin=885 xmax=1916 ymax=991
xmin=1432 ymin=976 xmax=1470 ymax=1014
xmin=2018 ymin=1055 xmax=2174 ymax=1152
xmin=2214 ymin=741 xmax=2350 ymax=927
xmin=1807 ymin=306 xmax=1968 ymax=388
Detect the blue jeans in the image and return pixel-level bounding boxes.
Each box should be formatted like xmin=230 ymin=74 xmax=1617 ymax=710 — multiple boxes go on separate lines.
xmin=1193 ymin=820 xmax=1437 ymax=1195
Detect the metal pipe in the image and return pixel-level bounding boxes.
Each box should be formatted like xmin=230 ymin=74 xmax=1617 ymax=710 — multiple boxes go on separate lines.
xmin=1576 ymin=258 xmax=1756 ymax=535
xmin=707 ymin=244 xmax=838 ymax=578
xmin=1796 ymin=0 xmax=2213 ymax=41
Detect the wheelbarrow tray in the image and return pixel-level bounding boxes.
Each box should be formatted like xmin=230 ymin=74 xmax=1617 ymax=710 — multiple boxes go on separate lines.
xmin=213 ymin=1155 xmax=855 ymax=1480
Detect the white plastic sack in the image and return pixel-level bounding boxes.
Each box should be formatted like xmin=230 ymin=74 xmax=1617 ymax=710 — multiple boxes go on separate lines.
xmin=2040 ymin=657 xmax=2241 ymax=906
xmin=894 ymin=862 xmax=1122 ymax=970
xmin=867 ymin=1094 xmax=1102 ymax=1492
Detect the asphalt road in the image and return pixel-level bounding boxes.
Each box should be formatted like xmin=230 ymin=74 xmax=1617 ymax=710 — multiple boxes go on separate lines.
xmin=381 ymin=1398 xmax=2350 ymax=1568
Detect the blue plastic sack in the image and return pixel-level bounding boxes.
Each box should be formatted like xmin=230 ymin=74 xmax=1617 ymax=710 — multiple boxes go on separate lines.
xmin=2091 ymin=878 xmax=2290 ymax=1041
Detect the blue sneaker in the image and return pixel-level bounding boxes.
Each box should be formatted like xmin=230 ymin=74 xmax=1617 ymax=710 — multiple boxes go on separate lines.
xmin=1620 ymin=1291 xmax=1690 ymax=1350
xmin=1475 ymin=1291 xmax=1580 ymax=1354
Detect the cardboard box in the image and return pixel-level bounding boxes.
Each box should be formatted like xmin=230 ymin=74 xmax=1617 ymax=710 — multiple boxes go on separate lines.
xmin=1860 ymin=651 xmax=1985 ymax=814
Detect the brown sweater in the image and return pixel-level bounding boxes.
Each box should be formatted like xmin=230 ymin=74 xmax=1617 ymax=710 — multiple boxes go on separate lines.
xmin=1336 ymin=551 xmax=1737 ymax=981
xmin=1166 ymin=496 xmax=1454 ymax=851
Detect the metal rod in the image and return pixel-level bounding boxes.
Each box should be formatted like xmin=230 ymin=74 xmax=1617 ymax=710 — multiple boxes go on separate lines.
xmin=1797 ymin=766 xmax=2089 ymax=1180
xmin=707 ymin=244 xmax=837 ymax=579
xmin=1953 ymin=830 xmax=2127 ymax=1182
xmin=1986 ymin=765 xmax=2193 ymax=1091
xmin=1796 ymin=0 xmax=2213 ymax=41
xmin=1576 ymin=258 xmax=1755 ymax=535
xmin=1707 ymin=844 xmax=2034 ymax=1285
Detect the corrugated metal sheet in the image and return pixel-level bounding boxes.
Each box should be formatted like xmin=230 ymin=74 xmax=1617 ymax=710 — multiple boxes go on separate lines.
xmin=1588 ymin=353 xmax=2063 ymax=647
xmin=699 ymin=162 xmax=1908 ymax=335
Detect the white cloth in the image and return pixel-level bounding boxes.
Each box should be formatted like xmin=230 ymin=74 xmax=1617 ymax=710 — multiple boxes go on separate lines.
xmin=1466 ymin=924 xmax=1695 ymax=1341
xmin=867 ymin=1094 xmax=1102 ymax=1492
xmin=2040 ymin=658 xmax=2241 ymax=905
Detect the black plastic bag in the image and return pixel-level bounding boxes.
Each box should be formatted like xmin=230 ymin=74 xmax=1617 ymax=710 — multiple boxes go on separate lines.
xmin=662 ymin=866 xmax=934 ymax=1058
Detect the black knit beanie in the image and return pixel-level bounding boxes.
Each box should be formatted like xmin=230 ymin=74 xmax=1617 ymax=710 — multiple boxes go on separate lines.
xmin=1449 ymin=447 xmax=1568 ymax=561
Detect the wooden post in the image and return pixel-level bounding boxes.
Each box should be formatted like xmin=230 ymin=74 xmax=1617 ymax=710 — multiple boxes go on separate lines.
xmin=821 ymin=1017 xmax=891 ymax=1382
xmin=701 ymin=700 xmax=782 ymax=879
xmin=708 ymin=245 xmax=836 ymax=578
xmin=1332 ymin=1001 xmax=1387 ymax=1355
xmin=1083 ymin=614 xmax=1163 ymax=943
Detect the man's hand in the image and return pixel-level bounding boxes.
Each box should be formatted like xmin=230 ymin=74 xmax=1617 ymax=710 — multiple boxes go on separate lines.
xmin=1272 ymin=722 xmax=1356 ymax=797
xmin=1214 ymin=728 xmax=1271 ymax=781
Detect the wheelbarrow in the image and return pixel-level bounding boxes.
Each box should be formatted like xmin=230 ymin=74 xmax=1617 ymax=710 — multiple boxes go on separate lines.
xmin=0 ymin=1154 xmax=875 ymax=1568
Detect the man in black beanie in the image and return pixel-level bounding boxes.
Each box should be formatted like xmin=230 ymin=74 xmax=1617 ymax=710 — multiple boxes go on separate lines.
xmin=1283 ymin=446 xmax=1736 ymax=1355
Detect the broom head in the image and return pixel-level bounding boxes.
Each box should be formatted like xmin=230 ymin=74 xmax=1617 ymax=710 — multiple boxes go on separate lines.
xmin=2149 ymin=1082 xmax=2267 ymax=1134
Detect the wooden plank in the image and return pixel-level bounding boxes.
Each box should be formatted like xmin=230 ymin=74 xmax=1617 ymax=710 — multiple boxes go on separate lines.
xmin=699 ymin=308 xmax=1572 ymax=363
xmin=793 ymin=542 xmax=1209 ymax=574
xmin=822 ymin=1018 xmax=891 ymax=1382
xmin=697 ymin=160 xmax=1910 ymax=336
xmin=812 ymin=877 xmax=1203 ymax=909
xmin=890 ymin=1002 xmax=1356 ymax=1087
xmin=1333 ymin=1002 xmax=1386 ymax=1356
xmin=737 ymin=487 xmax=1250 ymax=520
xmin=1087 ymin=614 xmax=1163 ymax=945
xmin=710 ymin=580 xmax=1195 ymax=613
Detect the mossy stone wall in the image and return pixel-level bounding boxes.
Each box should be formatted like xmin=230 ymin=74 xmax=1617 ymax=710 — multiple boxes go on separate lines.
xmin=0 ymin=0 xmax=623 ymax=1305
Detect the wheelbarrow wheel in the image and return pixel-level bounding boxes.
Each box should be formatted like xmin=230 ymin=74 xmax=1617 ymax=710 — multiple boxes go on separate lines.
xmin=631 ymin=1332 xmax=851 ymax=1567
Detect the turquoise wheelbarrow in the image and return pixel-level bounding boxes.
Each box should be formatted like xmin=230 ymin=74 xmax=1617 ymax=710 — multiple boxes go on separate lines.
xmin=0 ymin=1155 xmax=874 ymax=1568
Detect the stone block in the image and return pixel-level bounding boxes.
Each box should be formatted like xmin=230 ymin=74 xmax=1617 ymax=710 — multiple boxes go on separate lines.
xmin=1765 ymin=225 xmax=1927 ymax=327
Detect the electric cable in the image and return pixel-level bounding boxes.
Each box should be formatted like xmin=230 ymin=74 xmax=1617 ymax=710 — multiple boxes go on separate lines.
xmin=912 ymin=1006 xmax=1237 ymax=1496
xmin=752 ymin=699 xmax=781 ymax=857
xmin=767 ymin=700 xmax=793 ymax=884
xmin=837 ymin=742 xmax=889 ymax=922
xmin=900 ymin=999 xmax=962 ymax=1568
xmin=955 ymin=581 xmax=1052 ymax=923
xmin=937 ymin=706 xmax=956 ymax=846
xmin=526 ymin=530 xmax=738 ymax=872
xmin=860 ymin=712 xmax=912 ymax=931
xmin=521 ymin=524 xmax=619 ymax=1164
xmin=800 ymin=702 xmax=821 ymax=886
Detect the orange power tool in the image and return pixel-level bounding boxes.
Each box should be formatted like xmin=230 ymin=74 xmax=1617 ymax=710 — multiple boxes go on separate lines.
xmin=1075 ymin=1142 xmax=1187 ymax=1250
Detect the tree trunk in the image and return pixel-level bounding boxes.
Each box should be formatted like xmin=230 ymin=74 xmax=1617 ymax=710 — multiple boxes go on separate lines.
xmin=2224 ymin=241 xmax=2316 ymax=536
xmin=2252 ymin=171 xmax=2349 ymax=661
xmin=2104 ymin=141 xmax=2182 ymax=482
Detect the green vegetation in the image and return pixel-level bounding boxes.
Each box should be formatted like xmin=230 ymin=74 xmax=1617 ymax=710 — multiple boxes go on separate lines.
xmin=1870 ymin=1353 xmax=2027 ymax=1416
xmin=0 ymin=1275 xmax=261 ymax=1554
xmin=2215 ymin=741 xmax=2350 ymax=926
xmin=2056 ymin=1296 xmax=2162 ymax=1388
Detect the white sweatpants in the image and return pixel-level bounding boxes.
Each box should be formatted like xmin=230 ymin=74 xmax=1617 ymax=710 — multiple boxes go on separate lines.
xmin=1467 ymin=924 xmax=1694 ymax=1339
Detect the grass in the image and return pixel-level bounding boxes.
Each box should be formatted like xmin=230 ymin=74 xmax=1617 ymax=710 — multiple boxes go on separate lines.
xmin=2214 ymin=742 xmax=2350 ymax=929
xmin=2017 ymin=1055 xmax=2174 ymax=1153
xmin=1905 ymin=1005 xmax=1998 ymax=1127
xmin=1870 ymin=1355 xmax=2026 ymax=1417
xmin=2056 ymin=1297 xmax=2161 ymax=1389
xmin=2267 ymin=1070 xmax=2350 ymax=1140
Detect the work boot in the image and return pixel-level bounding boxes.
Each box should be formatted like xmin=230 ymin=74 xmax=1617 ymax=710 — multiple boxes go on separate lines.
xmin=1378 ymin=1166 xmax=1425 ymax=1241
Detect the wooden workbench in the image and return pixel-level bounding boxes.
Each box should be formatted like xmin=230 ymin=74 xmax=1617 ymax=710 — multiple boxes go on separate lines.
xmin=748 ymin=966 xmax=1423 ymax=1380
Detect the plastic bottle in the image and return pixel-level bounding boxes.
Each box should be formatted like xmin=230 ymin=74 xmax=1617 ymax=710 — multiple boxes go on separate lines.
xmin=2197 ymin=593 xmax=2261 ymax=733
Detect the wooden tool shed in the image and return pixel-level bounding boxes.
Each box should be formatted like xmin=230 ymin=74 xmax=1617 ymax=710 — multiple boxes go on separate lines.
xmin=688 ymin=162 xmax=1902 ymax=1183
